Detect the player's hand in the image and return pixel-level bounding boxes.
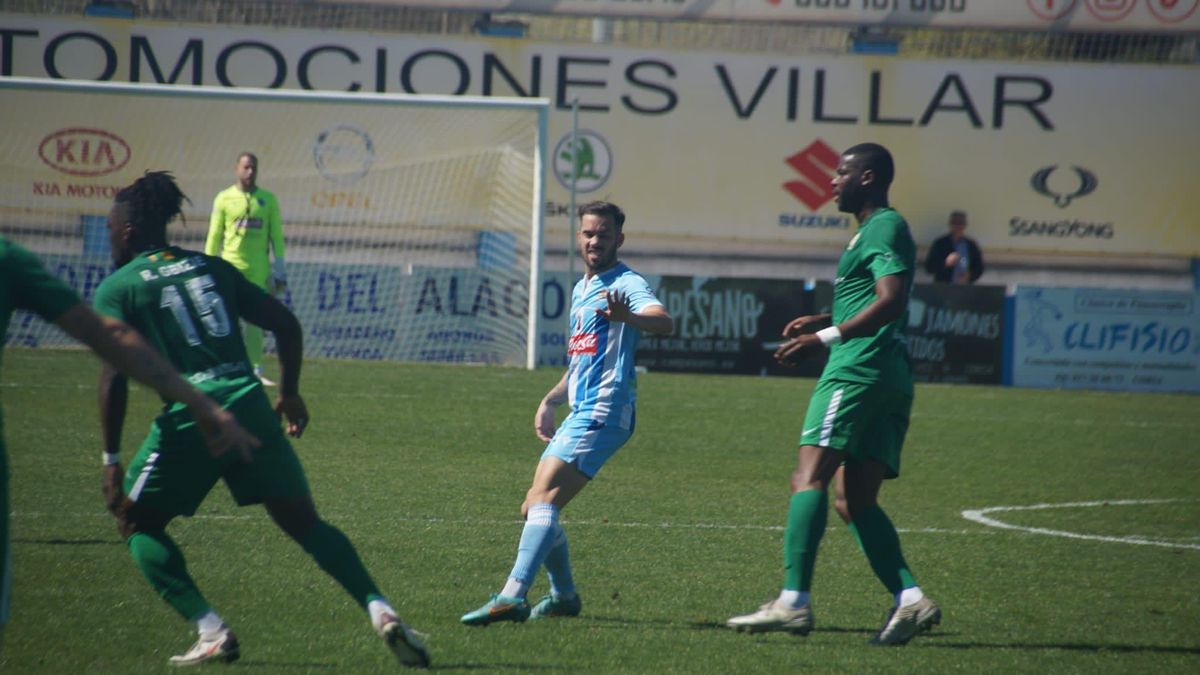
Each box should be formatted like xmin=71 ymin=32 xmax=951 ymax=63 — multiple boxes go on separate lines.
xmin=269 ymin=274 xmax=288 ymax=296
xmin=945 ymin=252 xmax=961 ymax=268
xmin=774 ymin=333 xmax=824 ymax=366
xmin=193 ymin=403 xmax=260 ymax=462
xmin=782 ymin=314 xmax=830 ymax=338
xmin=534 ymin=400 xmax=557 ymax=443
xmin=102 ymin=463 xmax=124 ymax=515
xmin=595 ymin=290 xmax=634 ymax=324
xmin=275 ymin=394 xmax=310 ymax=438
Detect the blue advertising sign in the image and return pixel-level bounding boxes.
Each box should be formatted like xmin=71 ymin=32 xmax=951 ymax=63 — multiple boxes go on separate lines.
xmin=1011 ymin=286 xmax=1200 ymax=393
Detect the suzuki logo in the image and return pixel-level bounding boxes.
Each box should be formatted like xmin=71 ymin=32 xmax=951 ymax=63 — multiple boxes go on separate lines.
xmin=1030 ymin=165 xmax=1098 ymax=208
xmin=783 ymin=140 xmax=839 ymax=211
xmin=38 ymin=128 xmax=131 ymax=177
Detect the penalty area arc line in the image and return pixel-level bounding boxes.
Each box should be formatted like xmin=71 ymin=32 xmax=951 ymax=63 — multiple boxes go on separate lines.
xmin=961 ymin=498 xmax=1200 ymax=551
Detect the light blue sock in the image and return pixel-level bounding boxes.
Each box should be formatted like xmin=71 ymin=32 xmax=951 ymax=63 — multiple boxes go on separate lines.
xmin=543 ymin=525 xmax=576 ymax=598
xmin=507 ymin=503 xmax=559 ymax=594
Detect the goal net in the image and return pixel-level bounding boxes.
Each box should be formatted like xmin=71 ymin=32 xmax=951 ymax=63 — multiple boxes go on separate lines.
xmin=0 ymin=77 xmax=548 ymax=368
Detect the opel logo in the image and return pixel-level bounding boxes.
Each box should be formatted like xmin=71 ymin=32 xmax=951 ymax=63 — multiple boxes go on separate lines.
xmin=313 ymin=124 xmax=375 ymax=185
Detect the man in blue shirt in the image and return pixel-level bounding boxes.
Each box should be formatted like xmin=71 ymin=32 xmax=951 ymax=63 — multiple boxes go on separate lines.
xmin=461 ymin=201 xmax=674 ymax=625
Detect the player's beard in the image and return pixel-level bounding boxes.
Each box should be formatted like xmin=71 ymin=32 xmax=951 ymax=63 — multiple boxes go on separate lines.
xmin=583 ymin=246 xmax=617 ymax=274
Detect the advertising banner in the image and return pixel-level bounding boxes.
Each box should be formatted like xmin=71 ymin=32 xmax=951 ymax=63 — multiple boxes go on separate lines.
xmin=7 ymin=253 xmax=573 ymax=367
xmin=1010 ymin=286 xmax=1200 ymax=393
xmin=907 ymin=283 xmax=1005 ymax=384
xmin=316 ymin=0 xmax=1200 ymax=33
xmin=635 ymin=275 xmax=825 ymax=377
xmin=4 ymin=15 xmax=1197 ymax=259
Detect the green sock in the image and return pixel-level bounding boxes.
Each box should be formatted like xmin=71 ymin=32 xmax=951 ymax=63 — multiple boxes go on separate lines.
xmin=127 ymin=531 xmax=210 ymax=621
xmin=300 ymin=520 xmax=381 ymax=609
xmin=783 ymin=489 xmax=827 ymax=592
xmin=847 ymin=505 xmax=917 ymax=594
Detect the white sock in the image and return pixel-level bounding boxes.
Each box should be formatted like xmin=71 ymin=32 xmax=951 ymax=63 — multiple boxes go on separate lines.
xmin=195 ymin=610 xmax=225 ymax=638
xmin=500 ymin=578 xmax=528 ymax=599
xmin=367 ymin=598 xmax=396 ymax=628
xmin=897 ymin=586 xmax=925 ymax=607
xmin=777 ymin=589 xmax=809 ymax=609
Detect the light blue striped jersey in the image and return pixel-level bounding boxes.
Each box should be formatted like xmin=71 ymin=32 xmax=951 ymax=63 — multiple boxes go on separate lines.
xmin=566 ymin=262 xmax=662 ymax=424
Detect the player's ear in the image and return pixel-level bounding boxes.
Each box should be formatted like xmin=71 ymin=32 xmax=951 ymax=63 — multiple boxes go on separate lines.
xmin=860 ymin=168 xmax=875 ymax=188
xmin=616 ymin=230 xmax=625 ymax=249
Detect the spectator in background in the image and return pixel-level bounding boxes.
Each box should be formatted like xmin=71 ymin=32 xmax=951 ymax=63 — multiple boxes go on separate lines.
xmin=924 ymin=210 xmax=983 ymax=284
xmin=206 ymin=152 xmax=286 ymax=386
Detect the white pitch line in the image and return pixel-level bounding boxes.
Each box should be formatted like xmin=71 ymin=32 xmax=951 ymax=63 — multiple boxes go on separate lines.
xmin=961 ymin=499 xmax=1200 ymax=550
xmin=8 ymin=511 xmax=981 ymax=535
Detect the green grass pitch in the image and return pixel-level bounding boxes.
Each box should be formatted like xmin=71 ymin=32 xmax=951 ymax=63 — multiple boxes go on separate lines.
xmin=2 ymin=348 xmax=1198 ymax=673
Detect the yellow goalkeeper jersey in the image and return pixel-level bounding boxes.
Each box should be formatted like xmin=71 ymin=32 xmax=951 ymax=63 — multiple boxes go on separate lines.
xmin=205 ymin=185 xmax=284 ymax=283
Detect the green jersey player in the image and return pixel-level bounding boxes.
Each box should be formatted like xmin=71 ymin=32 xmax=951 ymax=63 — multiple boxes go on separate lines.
xmin=727 ymin=143 xmax=941 ymax=646
xmin=205 ymin=152 xmax=286 ymax=385
xmin=0 ymin=236 xmax=256 ymax=631
xmin=95 ymin=172 xmax=428 ymax=668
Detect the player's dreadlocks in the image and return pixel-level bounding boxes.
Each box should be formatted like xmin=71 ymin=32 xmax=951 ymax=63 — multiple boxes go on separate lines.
xmin=114 ymin=171 xmax=191 ymax=241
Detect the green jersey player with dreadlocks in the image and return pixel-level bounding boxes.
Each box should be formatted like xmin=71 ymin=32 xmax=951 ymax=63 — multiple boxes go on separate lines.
xmin=94 ymin=171 xmax=429 ymax=668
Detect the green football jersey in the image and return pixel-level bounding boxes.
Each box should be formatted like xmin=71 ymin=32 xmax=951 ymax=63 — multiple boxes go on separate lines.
xmin=823 ymin=208 xmax=916 ymax=389
xmin=1 ymin=236 xmax=82 ymax=469
xmin=93 ymin=247 xmax=269 ymax=411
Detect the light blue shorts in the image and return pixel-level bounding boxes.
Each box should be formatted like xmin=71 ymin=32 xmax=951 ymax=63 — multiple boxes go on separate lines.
xmin=541 ymin=408 xmax=635 ymax=479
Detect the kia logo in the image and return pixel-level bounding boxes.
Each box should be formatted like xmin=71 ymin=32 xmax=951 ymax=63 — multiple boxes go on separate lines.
xmin=38 ymin=128 xmax=131 ymax=177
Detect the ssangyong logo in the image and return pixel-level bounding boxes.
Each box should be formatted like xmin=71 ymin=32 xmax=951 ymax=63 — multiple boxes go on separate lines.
xmin=38 ymin=128 xmax=131 ymax=177
xmin=1030 ymin=164 xmax=1098 ymax=208
xmin=783 ymin=139 xmax=839 ymax=210
xmin=567 ymin=332 xmax=598 ymax=356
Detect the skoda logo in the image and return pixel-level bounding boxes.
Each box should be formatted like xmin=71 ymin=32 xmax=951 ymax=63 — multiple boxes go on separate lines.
xmin=553 ymin=130 xmax=612 ymax=193
xmin=1030 ymin=165 xmax=1098 ymax=208
xmin=313 ymin=124 xmax=375 ymax=185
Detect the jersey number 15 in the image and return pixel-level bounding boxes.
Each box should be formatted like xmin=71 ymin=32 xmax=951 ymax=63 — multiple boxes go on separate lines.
xmin=160 ymin=274 xmax=233 ymax=346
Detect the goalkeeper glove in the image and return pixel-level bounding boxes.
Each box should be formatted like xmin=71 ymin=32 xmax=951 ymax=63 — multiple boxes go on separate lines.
xmin=269 ymin=258 xmax=287 ymax=295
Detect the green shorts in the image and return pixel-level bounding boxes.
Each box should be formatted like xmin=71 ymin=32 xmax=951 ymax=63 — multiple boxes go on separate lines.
xmin=123 ymin=388 xmax=309 ymax=517
xmin=799 ymin=378 xmax=913 ymax=479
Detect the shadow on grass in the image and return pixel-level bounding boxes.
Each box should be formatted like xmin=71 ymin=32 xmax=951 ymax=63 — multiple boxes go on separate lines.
xmin=930 ymin=642 xmax=1200 ymax=656
xmin=232 ymin=661 xmax=337 ymax=669
xmin=424 ymin=664 xmax=564 ymax=671
xmin=689 ymin=620 xmax=878 ymax=637
xmin=12 ymin=537 xmax=116 ymax=546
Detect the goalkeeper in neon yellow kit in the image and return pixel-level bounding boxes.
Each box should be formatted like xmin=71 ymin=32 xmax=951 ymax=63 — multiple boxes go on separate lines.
xmin=205 ymin=152 xmax=286 ymax=386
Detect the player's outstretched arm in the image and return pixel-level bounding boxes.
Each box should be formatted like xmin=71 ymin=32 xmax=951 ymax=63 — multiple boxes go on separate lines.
xmin=782 ymin=313 xmax=832 ymax=338
xmin=535 ymin=371 xmax=570 ymax=442
xmin=774 ymin=275 xmax=907 ymax=366
xmin=596 ymin=290 xmax=674 ymax=335
xmin=56 ymin=304 xmax=259 ymax=460
xmin=241 ymin=291 xmax=308 ymax=437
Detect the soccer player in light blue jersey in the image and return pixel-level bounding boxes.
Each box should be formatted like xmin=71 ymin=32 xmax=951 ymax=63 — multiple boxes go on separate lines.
xmin=461 ymin=201 xmax=674 ymax=626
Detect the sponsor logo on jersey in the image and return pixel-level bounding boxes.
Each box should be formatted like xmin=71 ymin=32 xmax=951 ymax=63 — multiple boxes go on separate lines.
xmin=568 ymin=332 xmax=599 ymax=356
xmin=38 ymin=128 xmax=131 ymax=177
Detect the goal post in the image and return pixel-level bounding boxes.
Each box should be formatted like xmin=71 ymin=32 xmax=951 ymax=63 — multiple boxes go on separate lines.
xmin=0 ymin=76 xmax=548 ymax=369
